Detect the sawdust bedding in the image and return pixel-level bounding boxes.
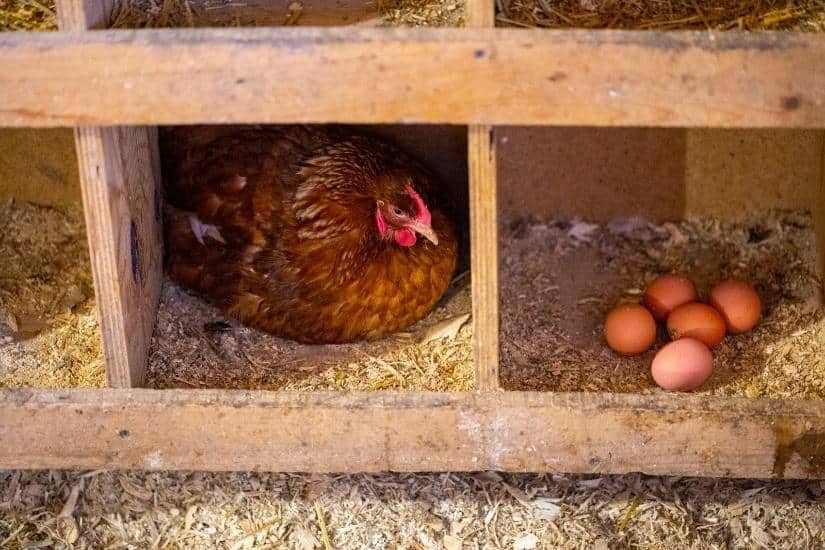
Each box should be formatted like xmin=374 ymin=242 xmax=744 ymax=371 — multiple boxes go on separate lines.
xmin=497 ymin=0 xmax=825 ymax=30
xmin=0 ymin=0 xmax=57 ymax=30
xmin=108 ymin=0 xmax=464 ymax=28
xmin=145 ymin=273 xmax=474 ymax=391
xmin=1 ymin=469 xmax=824 ymax=548
xmin=0 ymin=199 xmax=105 ymax=389
xmin=500 ymin=210 xmax=825 ymax=398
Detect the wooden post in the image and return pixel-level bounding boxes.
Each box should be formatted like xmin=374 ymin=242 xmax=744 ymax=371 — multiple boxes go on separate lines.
xmin=466 ymin=0 xmax=499 ymax=391
xmin=56 ymin=0 xmax=162 ymax=387
xmin=468 ymin=127 xmax=499 ymax=391
xmin=817 ymin=131 xmax=825 ymax=292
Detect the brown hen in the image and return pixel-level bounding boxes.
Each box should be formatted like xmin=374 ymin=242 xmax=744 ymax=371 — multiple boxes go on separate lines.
xmin=161 ymin=125 xmax=458 ymax=344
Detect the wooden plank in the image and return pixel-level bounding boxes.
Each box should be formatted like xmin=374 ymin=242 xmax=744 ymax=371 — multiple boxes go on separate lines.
xmin=56 ymin=1 xmax=164 ymax=388
xmin=56 ymin=0 xmax=112 ymax=30
xmin=1 ymin=388 xmax=824 ymax=478
xmin=466 ymin=0 xmax=497 ymax=389
xmin=1 ymin=28 xmax=824 ymax=127
xmin=75 ymin=127 xmax=163 ymax=387
xmin=466 ymin=0 xmax=494 ymax=26
xmin=468 ymin=126 xmax=499 ymax=390
xmin=817 ymin=131 xmax=825 ymax=290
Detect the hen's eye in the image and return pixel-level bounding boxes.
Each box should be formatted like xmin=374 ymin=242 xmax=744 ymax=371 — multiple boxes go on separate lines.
xmin=392 ymin=207 xmax=404 ymax=216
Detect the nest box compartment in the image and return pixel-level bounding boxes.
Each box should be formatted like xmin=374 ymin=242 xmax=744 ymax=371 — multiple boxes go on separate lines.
xmin=106 ymin=0 xmax=465 ymax=28
xmin=497 ymin=126 xmax=825 ymax=399
xmin=144 ymin=123 xmax=474 ymax=391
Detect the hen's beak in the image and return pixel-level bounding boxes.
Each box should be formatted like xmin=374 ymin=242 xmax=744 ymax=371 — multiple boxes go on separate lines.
xmin=408 ymin=221 xmax=439 ymax=246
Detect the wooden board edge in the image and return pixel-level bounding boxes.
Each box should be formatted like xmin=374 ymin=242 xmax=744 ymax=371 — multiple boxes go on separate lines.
xmin=465 ymin=0 xmax=494 ymax=27
xmin=2 ymin=29 xmax=824 ymax=127
xmin=468 ymin=126 xmax=499 ymax=391
xmin=75 ymin=127 xmax=163 ymax=388
xmin=817 ymin=130 xmax=825 ymax=292
xmin=55 ymin=0 xmax=112 ymax=30
xmin=2 ymin=389 xmax=824 ymax=478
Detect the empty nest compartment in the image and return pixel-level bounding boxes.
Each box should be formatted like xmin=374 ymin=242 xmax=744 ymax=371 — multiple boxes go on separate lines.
xmin=497 ymin=127 xmax=825 ymax=399
xmin=0 ymin=129 xmax=105 ymax=388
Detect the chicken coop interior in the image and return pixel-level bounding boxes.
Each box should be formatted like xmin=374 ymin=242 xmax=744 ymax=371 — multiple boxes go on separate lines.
xmin=497 ymin=127 xmax=825 ymax=399
xmin=2 ymin=0 xmax=825 ymax=477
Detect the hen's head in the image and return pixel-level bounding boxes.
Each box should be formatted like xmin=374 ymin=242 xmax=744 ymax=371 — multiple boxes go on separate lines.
xmin=374 ymin=179 xmax=438 ymax=248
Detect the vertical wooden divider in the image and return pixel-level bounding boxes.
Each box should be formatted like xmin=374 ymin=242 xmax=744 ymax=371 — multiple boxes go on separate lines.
xmin=466 ymin=0 xmax=499 ymax=391
xmin=57 ymin=0 xmax=163 ymax=388
xmin=817 ymin=132 xmax=825 ymax=294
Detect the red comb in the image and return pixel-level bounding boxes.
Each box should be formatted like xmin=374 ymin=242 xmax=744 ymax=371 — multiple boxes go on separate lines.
xmin=406 ymin=185 xmax=431 ymax=226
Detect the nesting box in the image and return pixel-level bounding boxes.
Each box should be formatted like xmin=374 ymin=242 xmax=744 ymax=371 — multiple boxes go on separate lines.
xmin=1 ymin=0 xmax=824 ymax=478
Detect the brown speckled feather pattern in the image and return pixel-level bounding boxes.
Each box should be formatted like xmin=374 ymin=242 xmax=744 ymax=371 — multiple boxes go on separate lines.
xmin=161 ymin=125 xmax=458 ymax=344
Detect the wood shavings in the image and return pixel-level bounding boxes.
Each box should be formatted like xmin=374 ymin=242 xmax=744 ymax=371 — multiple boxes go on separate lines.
xmin=146 ymin=272 xmax=472 ymax=391
xmin=0 ymin=200 xmax=104 ymax=388
xmin=497 ymin=0 xmax=825 ymax=31
xmin=500 ymin=210 xmax=825 ymax=399
xmin=107 ymin=0 xmax=464 ymax=29
xmin=0 ymin=0 xmax=57 ymax=30
xmin=514 ymin=532 xmax=539 ymax=549
xmin=2 ymin=471 xmax=824 ymax=548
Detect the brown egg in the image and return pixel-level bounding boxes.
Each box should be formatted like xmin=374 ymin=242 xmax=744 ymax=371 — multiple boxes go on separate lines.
xmin=651 ymin=338 xmax=713 ymax=391
xmin=643 ymin=274 xmax=697 ymax=321
xmin=709 ymin=280 xmax=761 ymax=334
xmin=605 ymin=303 xmax=657 ymax=356
xmin=666 ymin=303 xmax=726 ymax=349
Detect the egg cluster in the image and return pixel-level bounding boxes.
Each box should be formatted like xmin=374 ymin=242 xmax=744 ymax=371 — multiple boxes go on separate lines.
xmin=604 ymin=275 xmax=761 ymax=392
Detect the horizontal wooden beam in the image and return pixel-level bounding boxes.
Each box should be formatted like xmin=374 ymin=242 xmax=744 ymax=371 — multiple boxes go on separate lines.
xmin=1 ymin=389 xmax=824 ymax=478
xmin=1 ymin=28 xmax=823 ymax=127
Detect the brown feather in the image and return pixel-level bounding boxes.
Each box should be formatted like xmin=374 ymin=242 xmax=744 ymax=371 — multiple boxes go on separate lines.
xmin=161 ymin=125 xmax=458 ymax=344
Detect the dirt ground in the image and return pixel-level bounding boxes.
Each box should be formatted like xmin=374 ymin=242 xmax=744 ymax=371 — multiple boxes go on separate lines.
xmin=1 ymin=470 xmax=824 ymax=548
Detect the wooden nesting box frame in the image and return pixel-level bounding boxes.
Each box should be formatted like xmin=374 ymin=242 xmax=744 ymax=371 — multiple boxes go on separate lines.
xmin=1 ymin=0 xmax=825 ymax=478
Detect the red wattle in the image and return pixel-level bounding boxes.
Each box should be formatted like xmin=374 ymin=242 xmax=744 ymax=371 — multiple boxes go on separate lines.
xmin=395 ymin=228 xmax=417 ymax=247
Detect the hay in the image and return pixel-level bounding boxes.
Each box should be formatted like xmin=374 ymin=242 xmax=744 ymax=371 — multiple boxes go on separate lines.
xmin=145 ymin=273 xmax=474 ymax=391
xmin=0 ymin=0 xmax=56 ymax=31
xmin=497 ymin=0 xmax=825 ymax=30
xmin=0 ymin=199 xmax=105 ymax=388
xmin=380 ymin=0 xmax=464 ymax=26
xmin=500 ymin=210 xmax=825 ymax=398
xmin=1 ymin=469 xmax=824 ymax=548
xmin=109 ymin=0 xmax=464 ymax=28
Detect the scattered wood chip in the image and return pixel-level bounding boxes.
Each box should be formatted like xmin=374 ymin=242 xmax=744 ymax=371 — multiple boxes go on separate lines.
xmin=420 ymin=313 xmax=471 ymax=344
xmin=513 ymin=533 xmax=539 ymax=550
xmin=443 ymin=534 xmax=463 ymax=550
xmin=57 ymin=481 xmax=83 ymax=544
xmin=567 ymin=219 xmax=599 ymax=241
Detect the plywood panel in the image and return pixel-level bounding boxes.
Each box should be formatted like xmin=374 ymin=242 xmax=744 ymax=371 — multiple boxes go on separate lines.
xmin=498 ymin=128 xmax=822 ymax=223
xmin=0 ymin=128 xmax=81 ymax=208
xmin=684 ymin=129 xmax=823 ymax=220
xmin=496 ymin=127 xmax=687 ymax=223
